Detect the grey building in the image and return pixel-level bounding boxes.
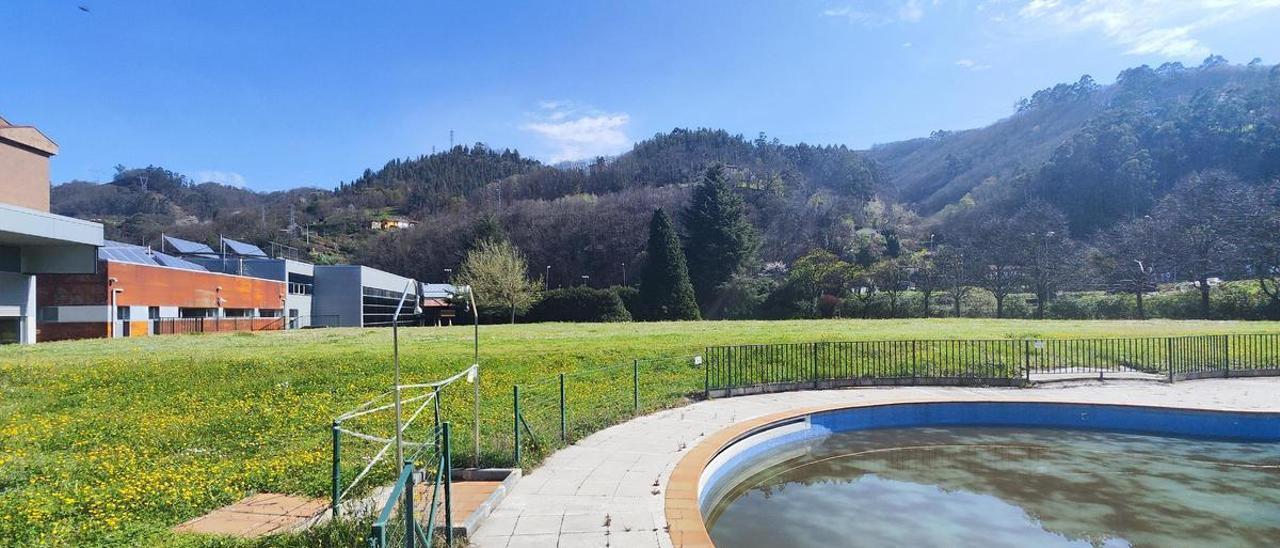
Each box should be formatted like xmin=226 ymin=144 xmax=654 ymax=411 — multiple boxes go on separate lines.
xmin=313 ymin=265 xmax=420 ymax=328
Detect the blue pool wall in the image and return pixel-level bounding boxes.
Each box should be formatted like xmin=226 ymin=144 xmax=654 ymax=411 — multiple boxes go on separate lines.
xmin=698 ymin=401 xmax=1280 ymax=516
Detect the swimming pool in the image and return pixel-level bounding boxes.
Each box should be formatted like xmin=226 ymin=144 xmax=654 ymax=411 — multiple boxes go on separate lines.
xmin=695 ymin=402 xmax=1280 ymax=547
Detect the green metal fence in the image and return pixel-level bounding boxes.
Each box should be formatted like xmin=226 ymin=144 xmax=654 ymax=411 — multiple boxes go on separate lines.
xmin=367 ymin=423 xmax=454 ymax=548
xmin=510 ymin=356 xmax=702 ymax=465
xmin=704 ymin=334 xmax=1280 ymax=396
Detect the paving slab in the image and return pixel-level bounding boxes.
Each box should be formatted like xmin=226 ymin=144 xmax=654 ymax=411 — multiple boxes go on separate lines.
xmin=173 ymin=493 xmax=326 ymax=538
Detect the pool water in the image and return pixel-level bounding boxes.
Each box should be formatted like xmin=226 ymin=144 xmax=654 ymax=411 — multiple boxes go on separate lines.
xmin=706 ymin=427 xmax=1280 ymax=547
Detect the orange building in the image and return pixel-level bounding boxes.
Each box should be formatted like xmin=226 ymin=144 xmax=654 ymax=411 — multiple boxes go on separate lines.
xmin=37 ymin=241 xmax=286 ymax=342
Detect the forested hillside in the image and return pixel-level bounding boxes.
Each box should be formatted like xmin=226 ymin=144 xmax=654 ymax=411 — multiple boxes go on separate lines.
xmin=50 ymin=57 xmax=1280 ymax=321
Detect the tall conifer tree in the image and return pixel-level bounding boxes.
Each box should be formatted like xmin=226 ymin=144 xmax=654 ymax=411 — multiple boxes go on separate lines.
xmin=637 ymin=209 xmax=700 ymax=321
xmin=683 ymin=165 xmax=758 ymax=316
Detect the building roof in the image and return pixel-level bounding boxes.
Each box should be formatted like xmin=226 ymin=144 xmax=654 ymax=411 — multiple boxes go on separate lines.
xmin=163 ymin=235 xmax=217 ymax=257
xmin=0 ymin=115 xmax=58 ymax=157
xmin=422 ymin=283 xmax=460 ymax=298
xmin=100 ymin=241 xmax=208 ymax=272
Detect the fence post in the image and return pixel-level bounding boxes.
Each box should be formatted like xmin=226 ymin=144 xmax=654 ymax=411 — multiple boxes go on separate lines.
xmin=1166 ymin=338 xmax=1175 ymax=383
xmin=404 ymin=462 xmax=415 ymax=548
xmin=513 ymin=385 xmax=521 ymax=465
xmin=331 ymin=421 xmax=341 ymax=518
xmin=1023 ymin=340 xmax=1031 ymax=385
xmin=632 ymin=359 xmax=640 ymax=414
xmin=559 ymin=373 xmax=567 ymax=443
xmin=911 ymin=340 xmax=918 ymax=383
xmin=811 ymin=343 xmax=819 ymax=389
xmin=1222 ymin=334 xmax=1230 ymax=378
xmin=703 ymin=348 xmax=710 ymax=399
xmin=442 ymin=422 xmax=454 ymax=547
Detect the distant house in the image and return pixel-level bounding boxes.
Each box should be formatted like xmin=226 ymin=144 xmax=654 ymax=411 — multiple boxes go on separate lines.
xmin=370 ymin=217 xmax=417 ymax=231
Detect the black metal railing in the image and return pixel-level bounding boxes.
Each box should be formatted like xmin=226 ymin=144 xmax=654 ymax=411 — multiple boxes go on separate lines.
xmin=705 ymin=334 xmax=1280 ymax=397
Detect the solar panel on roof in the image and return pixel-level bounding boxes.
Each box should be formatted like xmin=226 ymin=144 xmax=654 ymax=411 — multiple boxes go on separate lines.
xmin=221 ymin=237 xmax=267 ymax=258
xmin=154 ymin=252 xmax=207 ymax=271
xmin=164 ymin=235 xmax=216 ymax=256
xmin=98 ymin=243 xmax=208 ymax=272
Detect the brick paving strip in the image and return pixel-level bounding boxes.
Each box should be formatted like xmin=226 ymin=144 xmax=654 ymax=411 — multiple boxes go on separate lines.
xmin=173 ymin=493 xmax=329 ymax=538
xmin=470 ymin=378 xmax=1280 ymax=548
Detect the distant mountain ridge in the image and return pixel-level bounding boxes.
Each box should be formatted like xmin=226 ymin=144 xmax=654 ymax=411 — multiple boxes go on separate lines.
xmin=868 ymin=57 xmax=1280 ymax=224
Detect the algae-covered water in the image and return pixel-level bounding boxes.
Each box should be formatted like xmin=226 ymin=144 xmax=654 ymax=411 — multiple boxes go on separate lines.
xmin=706 ymin=427 xmax=1280 ymax=547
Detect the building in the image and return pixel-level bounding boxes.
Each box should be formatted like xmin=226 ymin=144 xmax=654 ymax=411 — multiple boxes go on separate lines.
xmin=1 ymin=115 xmax=105 ymax=344
xmin=370 ymin=217 xmax=417 ymax=231
xmin=37 ymin=241 xmax=287 ymax=342
xmin=313 ymin=265 xmax=420 ymax=327
xmin=181 ymin=236 xmax=320 ymax=328
xmin=421 ymin=283 xmax=459 ymax=326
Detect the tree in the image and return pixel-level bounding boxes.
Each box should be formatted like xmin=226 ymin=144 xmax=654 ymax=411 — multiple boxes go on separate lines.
xmin=871 ymin=258 xmax=911 ymax=318
xmin=683 ymin=165 xmax=758 ymax=317
xmin=637 ymin=210 xmax=700 ymax=321
xmin=907 ymin=250 xmax=940 ymax=317
xmin=971 ymin=216 xmax=1023 ymax=318
xmin=1243 ymin=182 xmax=1280 ymax=319
xmin=1155 ymin=171 xmax=1251 ymax=318
xmin=935 ymin=245 xmax=975 ymax=317
xmin=1010 ymin=201 xmax=1078 ymax=319
xmin=1093 ymin=216 xmax=1162 ymax=319
xmin=456 ymin=239 xmax=541 ymax=324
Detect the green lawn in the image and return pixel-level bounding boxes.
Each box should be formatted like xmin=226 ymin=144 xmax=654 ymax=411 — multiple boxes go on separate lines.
xmin=3 ymin=319 xmax=1280 ymax=547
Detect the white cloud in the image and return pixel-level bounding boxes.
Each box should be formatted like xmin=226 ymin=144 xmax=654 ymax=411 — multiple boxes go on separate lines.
xmin=956 ymin=58 xmax=993 ymax=70
xmin=899 ymin=0 xmax=925 ymax=22
xmin=521 ymin=101 xmax=631 ymax=163
xmin=1015 ymin=0 xmax=1280 ymax=58
xmin=822 ymin=1 xmax=929 ymax=25
xmin=193 ymin=170 xmax=247 ymax=188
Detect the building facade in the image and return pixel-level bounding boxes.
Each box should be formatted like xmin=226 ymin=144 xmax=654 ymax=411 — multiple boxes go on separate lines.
xmin=0 ymin=114 xmax=105 ymax=344
xmin=37 ymin=242 xmax=286 ymax=342
xmin=313 ymin=265 xmax=420 ymax=327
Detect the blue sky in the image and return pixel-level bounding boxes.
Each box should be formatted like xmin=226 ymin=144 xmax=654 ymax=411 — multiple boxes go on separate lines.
xmin=4 ymin=1 xmax=1279 ymax=191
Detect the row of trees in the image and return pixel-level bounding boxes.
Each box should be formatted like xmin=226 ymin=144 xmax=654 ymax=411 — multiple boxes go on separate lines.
xmin=452 ymin=166 xmax=762 ymax=323
xmin=760 ymin=171 xmax=1280 ymax=321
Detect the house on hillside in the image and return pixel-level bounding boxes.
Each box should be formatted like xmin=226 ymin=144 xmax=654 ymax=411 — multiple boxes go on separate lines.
xmin=370 ymin=217 xmax=417 ymax=231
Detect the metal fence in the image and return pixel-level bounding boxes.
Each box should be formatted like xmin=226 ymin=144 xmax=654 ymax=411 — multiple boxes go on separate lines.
xmin=330 ymin=363 xmax=481 ymax=540
xmin=367 ymin=423 xmax=454 ymax=548
xmin=705 ymin=334 xmax=1280 ymax=397
xmin=147 ymin=315 xmax=340 ymax=335
xmin=509 ymin=356 xmax=702 ymax=466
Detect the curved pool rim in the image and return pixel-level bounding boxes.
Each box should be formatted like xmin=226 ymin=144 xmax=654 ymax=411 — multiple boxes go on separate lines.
xmin=663 ymin=398 xmax=1280 ymax=547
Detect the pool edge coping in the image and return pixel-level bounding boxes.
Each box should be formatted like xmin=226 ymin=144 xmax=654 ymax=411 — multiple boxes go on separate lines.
xmin=662 ymin=395 xmax=1280 ymax=548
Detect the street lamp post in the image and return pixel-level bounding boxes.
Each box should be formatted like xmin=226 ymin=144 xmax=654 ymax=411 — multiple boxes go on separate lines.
xmin=621 ymin=263 xmax=627 ymax=286
xmin=545 ymin=265 xmax=551 ymax=290
xmin=580 ymin=275 xmax=590 ymax=287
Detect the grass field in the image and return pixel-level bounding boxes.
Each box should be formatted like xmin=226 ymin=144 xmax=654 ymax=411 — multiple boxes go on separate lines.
xmin=4 ymin=319 xmax=1280 ymax=547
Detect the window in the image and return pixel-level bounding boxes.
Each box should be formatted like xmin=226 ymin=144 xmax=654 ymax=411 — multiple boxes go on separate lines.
xmin=179 ymin=308 xmax=217 ymax=318
xmin=148 ymin=307 xmax=160 ymax=320
xmin=0 ymin=319 xmax=19 ymax=345
xmin=116 ymin=306 xmax=130 ymax=320
xmin=38 ymin=307 xmax=59 ymax=322
xmin=287 ymin=273 xmax=314 ymax=295
xmin=223 ymin=308 xmax=254 ymax=318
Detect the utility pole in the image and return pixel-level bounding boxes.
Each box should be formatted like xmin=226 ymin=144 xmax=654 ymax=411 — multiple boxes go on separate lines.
xmin=450 ymin=129 xmax=454 ymax=149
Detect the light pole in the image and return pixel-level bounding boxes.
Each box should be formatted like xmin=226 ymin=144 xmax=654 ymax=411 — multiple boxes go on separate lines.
xmin=443 ymin=268 xmax=453 ymax=280
xmin=621 ymin=263 xmax=627 ymax=286
xmin=580 ymin=275 xmax=590 ymax=287
xmin=545 ymin=265 xmax=551 ymax=290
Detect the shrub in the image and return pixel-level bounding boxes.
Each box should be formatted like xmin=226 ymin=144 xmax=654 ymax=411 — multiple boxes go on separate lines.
xmin=525 ymin=287 xmax=632 ymax=323
xmin=613 ymin=285 xmax=640 ymax=317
